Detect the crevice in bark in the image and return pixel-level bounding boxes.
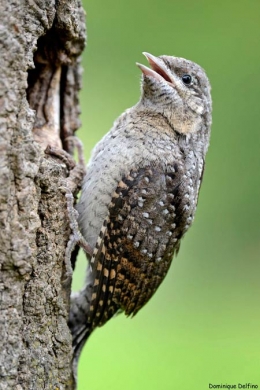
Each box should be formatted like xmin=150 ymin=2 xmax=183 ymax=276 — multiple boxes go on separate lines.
xmin=26 ymin=28 xmax=64 ymax=150
xmin=26 ymin=19 xmax=84 ymax=154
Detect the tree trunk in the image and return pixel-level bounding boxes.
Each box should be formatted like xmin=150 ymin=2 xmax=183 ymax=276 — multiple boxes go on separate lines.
xmin=0 ymin=1 xmax=86 ymax=389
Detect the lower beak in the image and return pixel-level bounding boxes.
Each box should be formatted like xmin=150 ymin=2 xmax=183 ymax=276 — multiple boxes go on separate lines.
xmin=136 ymin=52 xmax=173 ymax=85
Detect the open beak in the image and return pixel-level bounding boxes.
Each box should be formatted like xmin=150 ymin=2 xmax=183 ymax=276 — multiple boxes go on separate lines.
xmin=136 ymin=52 xmax=173 ymax=85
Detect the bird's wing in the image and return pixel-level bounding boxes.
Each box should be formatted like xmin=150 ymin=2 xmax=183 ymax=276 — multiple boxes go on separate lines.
xmin=88 ymin=163 xmax=187 ymax=329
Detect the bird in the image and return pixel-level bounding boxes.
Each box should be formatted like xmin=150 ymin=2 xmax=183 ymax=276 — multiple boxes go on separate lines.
xmin=69 ymin=52 xmax=212 ymax=353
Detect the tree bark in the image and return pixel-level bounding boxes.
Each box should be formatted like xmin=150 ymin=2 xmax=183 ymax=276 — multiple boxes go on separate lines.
xmin=0 ymin=1 xmax=86 ymax=389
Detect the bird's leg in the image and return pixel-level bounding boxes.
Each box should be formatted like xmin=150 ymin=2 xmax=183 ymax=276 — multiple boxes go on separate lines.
xmin=45 ymin=137 xmax=93 ymax=286
xmin=45 ymin=136 xmax=86 ymax=193
xmin=45 ymin=144 xmax=76 ymax=170
xmin=59 ymin=186 xmax=93 ymax=286
xmin=62 ymin=186 xmax=93 ymax=259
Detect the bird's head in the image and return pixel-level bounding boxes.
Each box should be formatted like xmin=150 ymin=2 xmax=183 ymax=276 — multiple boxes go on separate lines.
xmin=137 ymin=52 xmax=212 ymax=135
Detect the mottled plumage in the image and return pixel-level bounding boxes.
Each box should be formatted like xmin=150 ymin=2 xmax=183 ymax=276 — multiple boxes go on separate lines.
xmin=69 ymin=52 xmax=212 ymax=352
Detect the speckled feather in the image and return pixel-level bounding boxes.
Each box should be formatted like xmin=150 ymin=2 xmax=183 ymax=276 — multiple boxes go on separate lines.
xmin=88 ymin=161 xmax=200 ymax=328
xmin=71 ymin=53 xmax=212 ymax=349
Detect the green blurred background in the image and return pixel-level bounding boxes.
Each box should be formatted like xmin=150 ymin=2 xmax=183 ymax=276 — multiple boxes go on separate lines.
xmin=73 ymin=0 xmax=260 ymax=388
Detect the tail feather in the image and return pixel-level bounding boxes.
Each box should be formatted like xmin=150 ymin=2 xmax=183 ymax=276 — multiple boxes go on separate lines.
xmin=69 ymin=289 xmax=93 ymax=359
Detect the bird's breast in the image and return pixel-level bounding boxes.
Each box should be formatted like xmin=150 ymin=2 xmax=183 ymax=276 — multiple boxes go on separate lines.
xmin=77 ymin=118 xmax=200 ymax=252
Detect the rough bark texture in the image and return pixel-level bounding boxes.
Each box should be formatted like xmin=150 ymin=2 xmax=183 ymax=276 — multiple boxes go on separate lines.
xmin=0 ymin=1 xmax=86 ymax=389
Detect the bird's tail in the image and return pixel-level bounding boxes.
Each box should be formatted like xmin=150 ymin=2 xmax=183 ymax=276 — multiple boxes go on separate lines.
xmin=69 ymin=289 xmax=93 ymax=362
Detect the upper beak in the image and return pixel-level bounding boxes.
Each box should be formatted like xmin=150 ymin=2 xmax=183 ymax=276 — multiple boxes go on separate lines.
xmin=136 ymin=52 xmax=173 ymax=84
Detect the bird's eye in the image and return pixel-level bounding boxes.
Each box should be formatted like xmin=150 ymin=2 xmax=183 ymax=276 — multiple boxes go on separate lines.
xmin=182 ymin=74 xmax=192 ymax=85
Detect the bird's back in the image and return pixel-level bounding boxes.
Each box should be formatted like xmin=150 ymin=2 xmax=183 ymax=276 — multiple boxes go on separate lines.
xmin=77 ymin=108 xmax=185 ymax=250
xmin=77 ymin=108 xmax=203 ymax=328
